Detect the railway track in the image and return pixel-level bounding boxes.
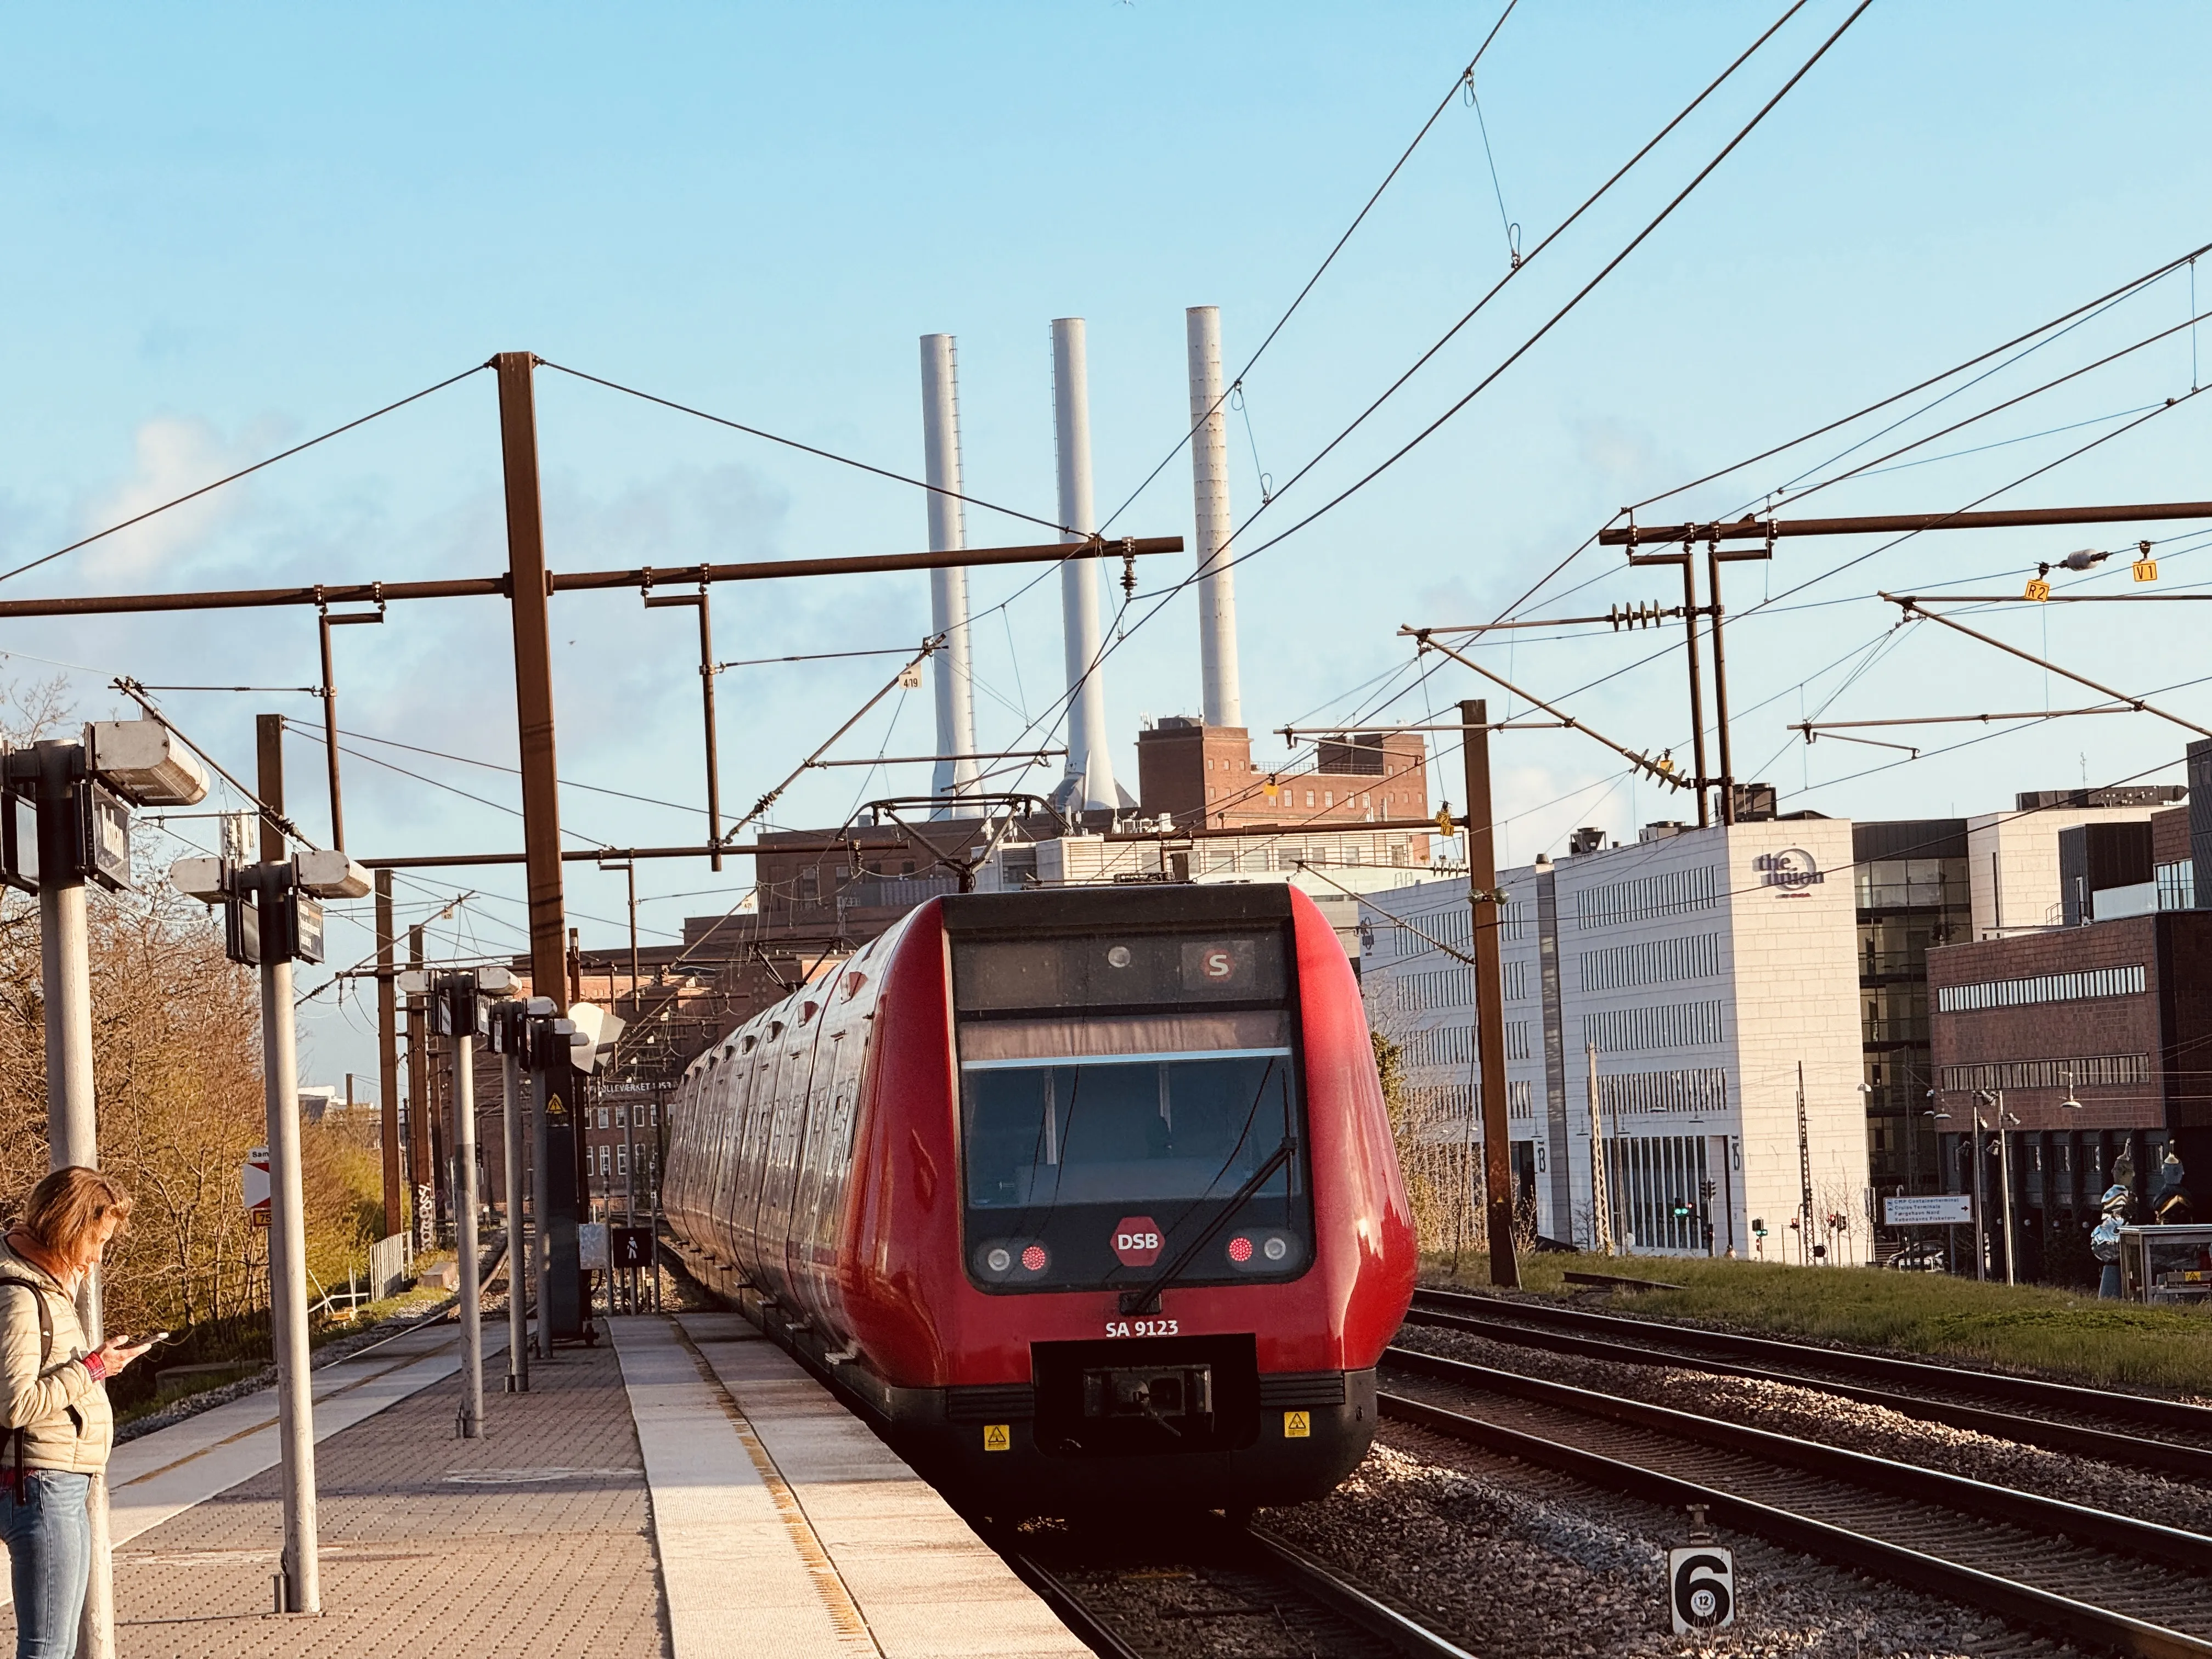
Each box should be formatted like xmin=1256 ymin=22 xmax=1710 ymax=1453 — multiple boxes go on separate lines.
xmin=986 ymin=1511 xmax=1478 ymax=1659
xmin=1380 ymin=1344 xmax=2212 ymax=1658
xmin=1406 ymin=1286 xmax=2212 ymax=1482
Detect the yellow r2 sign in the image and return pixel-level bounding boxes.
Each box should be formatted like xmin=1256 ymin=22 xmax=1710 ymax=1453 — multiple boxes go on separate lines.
xmin=983 ymin=1423 xmax=1011 ymax=1452
xmin=1282 ymin=1410 xmax=1311 ymax=1438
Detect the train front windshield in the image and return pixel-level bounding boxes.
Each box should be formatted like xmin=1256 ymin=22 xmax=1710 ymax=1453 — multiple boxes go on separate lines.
xmin=953 ymin=927 xmax=1311 ymax=1293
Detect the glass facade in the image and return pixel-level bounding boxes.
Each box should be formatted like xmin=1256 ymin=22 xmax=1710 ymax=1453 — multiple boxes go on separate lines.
xmin=1853 ymin=826 xmax=1971 ymax=1200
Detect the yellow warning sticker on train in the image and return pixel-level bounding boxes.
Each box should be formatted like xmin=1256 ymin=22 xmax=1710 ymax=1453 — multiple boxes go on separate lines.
xmin=1283 ymin=1410 xmax=1310 ymax=1438
xmin=983 ymin=1423 xmax=1011 ymax=1452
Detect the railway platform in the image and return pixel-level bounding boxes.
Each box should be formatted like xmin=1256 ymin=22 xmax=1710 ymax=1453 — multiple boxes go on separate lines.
xmin=0 ymin=1311 xmax=1083 ymax=1658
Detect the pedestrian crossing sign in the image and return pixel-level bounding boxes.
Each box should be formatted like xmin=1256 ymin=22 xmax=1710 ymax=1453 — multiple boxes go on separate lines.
xmin=1283 ymin=1410 xmax=1310 ymax=1438
xmin=983 ymin=1423 xmax=1011 ymax=1452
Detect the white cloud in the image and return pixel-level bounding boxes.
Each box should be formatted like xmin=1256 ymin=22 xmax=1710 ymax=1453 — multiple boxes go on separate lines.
xmin=76 ymin=416 xmax=247 ymax=581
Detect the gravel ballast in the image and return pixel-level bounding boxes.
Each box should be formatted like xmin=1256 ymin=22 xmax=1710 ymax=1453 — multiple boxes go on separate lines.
xmin=1392 ymin=1323 xmax=2212 ymax=1535
xmin=1261 ymin=1433 xmax=2087 ymax=1658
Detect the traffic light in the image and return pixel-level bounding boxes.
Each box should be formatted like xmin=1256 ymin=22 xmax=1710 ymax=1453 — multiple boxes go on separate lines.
xmin=1671 ymin=1201 xmax=1692 ymax=1220
xmin=1700 ymin=1180 xmax=1717 ymax=1200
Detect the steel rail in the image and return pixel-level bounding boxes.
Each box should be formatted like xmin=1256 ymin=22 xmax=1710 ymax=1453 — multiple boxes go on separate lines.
xmin=1408 ymin=1286 xmax=2212 ymax=1438
xmin=1402 ymin=1299 xmax=2212 ymax=1482
xmin=980 ymin=1515 xmax=1478 ymax=1659
xmin=1386 ymin=1347 xmax=2212 ymax=1572
xmin=1378 ymin=1383 xmax=2212 ymax=1659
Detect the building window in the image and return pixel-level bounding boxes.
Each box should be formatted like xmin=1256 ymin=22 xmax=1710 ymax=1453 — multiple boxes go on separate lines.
xmin=599 ymin=1146 xmax=612 ymax=1178
xmin=2157 ymin=860 xmax=2196 ymax=910
xmin=1579 ymin=932 xmax=1724 ymax=992
xmin=1305 ymin=790 xmax=1315 ymax=807
xmin=1595 ymin=1067 xmax=1729 ymax=1115
xmin=1935 ymin=964 xmax=2145 ymax=1014
xmin=597 ymin=1107 xmax=610 ymax=1129
xmin=617 ymin=1146 xmax=629 ymax=1177
xmin=1573 ymin=865 xmax=1720 ymax=930
xmin=615 ymin=1107 xmax=626 ymax=1128
xmin=1939 ymin=1053 xmax=2149 ymax=1092
xmin=1582 ymin=1000 xmax=1726 ymax=1054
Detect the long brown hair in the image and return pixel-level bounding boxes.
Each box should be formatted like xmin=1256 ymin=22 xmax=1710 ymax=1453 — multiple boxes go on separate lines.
xmin=17 ymin=1167 xmax=132 ymax=1270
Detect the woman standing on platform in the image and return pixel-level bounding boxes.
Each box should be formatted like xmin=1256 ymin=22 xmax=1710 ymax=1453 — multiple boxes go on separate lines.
xmin=0 ymin=1169 xmax=153 ymax=1659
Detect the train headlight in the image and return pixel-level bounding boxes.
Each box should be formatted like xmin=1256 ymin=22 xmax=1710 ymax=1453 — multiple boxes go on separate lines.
xmin=986 ymin=1247 xmax=1012 ymax=1273
xmin=1226 ymin=1229 xmax=1302 ymax=1274
xmin=1106 ymin=945 xmax=1132 ymax=968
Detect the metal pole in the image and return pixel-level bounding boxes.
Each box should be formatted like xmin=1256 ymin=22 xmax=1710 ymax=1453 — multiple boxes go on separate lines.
xmin=1997 ymin=1091 xmax=2017 ymax=1286
xmin=1586 ymin=1040 xmax=1611 ymax=1255
xmin=1680 ymin=557 xmax=1711 ymax=827
xmin=1186 ymin=305 xmax=1242 ymax=729
xmin=1796 ymin=1061 xmax=1813 ymax=1265
xmin=1051 ymin=318 xmax=1116 ymax=814
xmin=405 ymin=924 xmax=429 ymax=1244
xmin=495 ymin=352 xmax=571 ymax=1030
xmin=1972 ymin=1111 xmax=1988 ymax=1281
xmin=1458 ymin=700 xmax=1519 ymax=1288
xmin=500 ymin=1032 xmax=529 ymax=1391
xmin=696 ymin=591 xmax=723 ymax=868
xmin=919 ymin=333 xmax=979 ymax=810
xmin=1705 ymin=538 xmax=1736 ymax=825
xmin=317 ymin=611 xmax=343 ymax=849
xmin=531 ymin=1046 xmax=552 ymax=1355
xmin=453 ymin=1013 xmax=483 ymax=1436
xmin=36 ymin=744 xmax=112 ymax=1658
xmin=375 ymin=872 xmax=402 ymax=1239
xmin=255 ymin=715 xmax=319 ymax=1614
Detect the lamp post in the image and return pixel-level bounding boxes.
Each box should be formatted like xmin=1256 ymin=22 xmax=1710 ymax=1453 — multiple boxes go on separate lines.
xmin=1976 ymin=1089 xmax=2022 ymax=1285
xmin=397 ymin=967 xmax=515 ymax=1437
xmin=171 ymin=839 xmax=369 ymax=1616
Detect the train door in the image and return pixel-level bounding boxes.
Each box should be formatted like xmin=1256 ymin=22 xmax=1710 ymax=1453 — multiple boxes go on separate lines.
xmin=787 ymin=1026 xmax=862 ymax=1336
xmin=760 ymin=1008 xmax=832 ymax=1307
xmin=708 ymin=1046 xmax=754 ymax=1272
xmin=738 ymin=1025 xmax=793 ymax=1282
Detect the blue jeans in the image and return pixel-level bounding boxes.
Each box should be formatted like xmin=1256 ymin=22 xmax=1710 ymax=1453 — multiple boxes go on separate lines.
xmin=2 ymin=1472 xmax=89 ymax=1659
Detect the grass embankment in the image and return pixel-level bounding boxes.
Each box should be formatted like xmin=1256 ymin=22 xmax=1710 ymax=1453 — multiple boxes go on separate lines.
xmin=1422 ymin=1250 xmax=2212 ymax=1397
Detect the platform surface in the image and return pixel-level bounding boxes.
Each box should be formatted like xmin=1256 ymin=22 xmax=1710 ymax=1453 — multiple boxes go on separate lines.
xmin=0 ymin=1311 xmax=1082 ymax=1658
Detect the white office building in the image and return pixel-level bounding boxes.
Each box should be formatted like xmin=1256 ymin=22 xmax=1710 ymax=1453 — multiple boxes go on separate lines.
xmin=1361 ymin=816 xmax=1870 ymax=1262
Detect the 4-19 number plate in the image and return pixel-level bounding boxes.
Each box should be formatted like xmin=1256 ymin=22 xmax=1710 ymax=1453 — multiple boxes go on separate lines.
xmin=1103 ymin=1318 xmax=1178 ymax=1338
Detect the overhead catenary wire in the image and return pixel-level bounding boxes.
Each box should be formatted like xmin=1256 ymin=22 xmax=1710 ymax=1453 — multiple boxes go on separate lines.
xmin=1627 ymin=236 xmax=2212 ymax=516
xmin=1097 ymin=0 xmax=1522 ymax=534
xmin=538 ymin=360 xmax=1069 ymax=538
xmin=1 ymin=362 xmax=490 ymax=588
xmin=983 ymin=2 xmax=1857 ymax=802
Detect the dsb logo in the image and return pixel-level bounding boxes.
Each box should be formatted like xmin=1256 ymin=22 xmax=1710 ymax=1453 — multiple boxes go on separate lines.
xmin=1111 ymin=1216 xmax=1163 ymax=1267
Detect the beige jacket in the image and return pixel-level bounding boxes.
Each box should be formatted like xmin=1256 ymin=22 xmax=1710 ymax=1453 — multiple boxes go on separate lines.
xmin=0 ymin=1240 xmax=111 ymax=1476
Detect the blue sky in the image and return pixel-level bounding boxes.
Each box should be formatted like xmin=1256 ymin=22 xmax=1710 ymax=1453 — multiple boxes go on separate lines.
xmin=6 ymin=2 xmax=2210 ymax=1087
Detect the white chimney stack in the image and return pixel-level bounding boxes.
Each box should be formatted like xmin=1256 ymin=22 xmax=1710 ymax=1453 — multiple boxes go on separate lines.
xmin=1185 ymin=306 xmax=1243 ymax=730
xmin=918 ymin=334 xmax=978 ymax=813
xmin=1052 ymin=317 xmax=1117 ymax=815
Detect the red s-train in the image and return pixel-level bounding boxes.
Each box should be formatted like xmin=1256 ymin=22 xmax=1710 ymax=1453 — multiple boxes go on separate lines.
xmin=662 ymin=883 xmax=1416 ymax=1508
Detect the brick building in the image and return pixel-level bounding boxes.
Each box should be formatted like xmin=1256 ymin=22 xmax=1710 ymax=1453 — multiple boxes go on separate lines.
xmin=1927 ymin=907 xmax=2212 ymax=1279
xmin=1135 ymin=718 xmax=1429 ymax=832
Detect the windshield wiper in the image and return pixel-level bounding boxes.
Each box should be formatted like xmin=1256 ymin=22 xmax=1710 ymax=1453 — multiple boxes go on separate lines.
xmin=1117 ymin=1137 xmax=1296 ymax=1316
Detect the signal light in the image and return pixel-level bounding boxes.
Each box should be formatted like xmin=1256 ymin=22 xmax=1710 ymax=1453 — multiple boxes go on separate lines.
xmin=1672 ymin=1203 xmax=1692 ymax=1220
xmin=1020 ymin=1244 xmax=1048 ymax=1273
xmin=1227 ymin=1235 xmax=1254 ymax=1263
